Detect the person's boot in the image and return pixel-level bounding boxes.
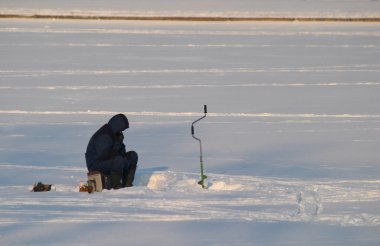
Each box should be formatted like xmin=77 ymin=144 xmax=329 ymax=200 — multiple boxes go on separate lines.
xmin=122 ymin=166 xmax=136 ymax=187
xmin=110 ymin=172 xmax=122 ymax=190
xmin=103 ymin=175 xmax=112 ymax=190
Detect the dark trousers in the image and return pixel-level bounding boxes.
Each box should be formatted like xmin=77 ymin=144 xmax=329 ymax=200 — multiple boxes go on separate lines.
xmin=89 ymin=150 xmax=138 ymax=176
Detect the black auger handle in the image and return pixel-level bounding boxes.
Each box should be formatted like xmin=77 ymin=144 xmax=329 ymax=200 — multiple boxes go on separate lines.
xmin=191 ymin=105 xmax=207 ymax=135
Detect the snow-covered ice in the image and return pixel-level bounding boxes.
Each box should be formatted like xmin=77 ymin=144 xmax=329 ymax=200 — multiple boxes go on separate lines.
xmin=1 ymin=1 xmax=380 ymax=245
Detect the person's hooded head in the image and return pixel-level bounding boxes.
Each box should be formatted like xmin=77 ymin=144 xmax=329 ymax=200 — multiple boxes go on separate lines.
xmin=108 ymin=114 xmax=129 ymax=134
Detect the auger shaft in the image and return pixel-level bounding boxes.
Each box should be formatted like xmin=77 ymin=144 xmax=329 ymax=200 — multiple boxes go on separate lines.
xmin=191 ymin=105 xmax=207 ymax=188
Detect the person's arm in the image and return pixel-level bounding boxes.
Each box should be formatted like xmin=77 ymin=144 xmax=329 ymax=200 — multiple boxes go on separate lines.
xmin=94 ymin=134 xmax=113 ymax=160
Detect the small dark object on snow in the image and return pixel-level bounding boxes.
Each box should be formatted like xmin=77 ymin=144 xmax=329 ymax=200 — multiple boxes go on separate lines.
xmin=32 ymin=182 xmax=52 ymax=192
xmin=79 ymin=180 xmax=94 ymax=193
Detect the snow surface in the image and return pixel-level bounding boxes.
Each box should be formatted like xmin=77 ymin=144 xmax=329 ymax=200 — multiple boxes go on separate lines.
xmin=1 ymin=1 xmax=380 ymax=245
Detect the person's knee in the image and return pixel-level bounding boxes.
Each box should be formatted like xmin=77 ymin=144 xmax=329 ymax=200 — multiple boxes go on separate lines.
xmin=126 ymin=151 xmax=138 ymax=166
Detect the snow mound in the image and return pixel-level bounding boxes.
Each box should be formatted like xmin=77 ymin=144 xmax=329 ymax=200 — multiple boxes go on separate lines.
xmin=146 ymin=173 xmax=168 ymax=189
xmin=209 ymin=181 xmax=243 ymax=191
xmin=140 ymin=171 xmax=200 ymax=191
xmin=143 ymin=171 xmax=243 ymax=191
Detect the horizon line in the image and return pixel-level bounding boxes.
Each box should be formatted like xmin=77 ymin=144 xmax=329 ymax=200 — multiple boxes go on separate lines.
xmin=1 ymin=14 xmax=380 ymax=22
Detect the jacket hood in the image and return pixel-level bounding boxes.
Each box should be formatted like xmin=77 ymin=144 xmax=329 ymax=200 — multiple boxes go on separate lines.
xmin=108 ymin=114 xmax=129 ymax=133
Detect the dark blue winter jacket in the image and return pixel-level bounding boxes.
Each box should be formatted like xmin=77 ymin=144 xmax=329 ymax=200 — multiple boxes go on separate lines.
xmin=85 ymin=114 xmax=129 ymax=171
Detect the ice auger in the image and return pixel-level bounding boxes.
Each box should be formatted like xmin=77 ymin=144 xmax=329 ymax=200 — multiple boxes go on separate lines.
xmin=191 ymin=105 xmax=208 ymax=188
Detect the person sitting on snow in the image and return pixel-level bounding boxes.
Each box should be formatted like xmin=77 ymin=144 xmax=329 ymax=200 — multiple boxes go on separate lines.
xmin=85 ymin=114 xmax=138 ymax=189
